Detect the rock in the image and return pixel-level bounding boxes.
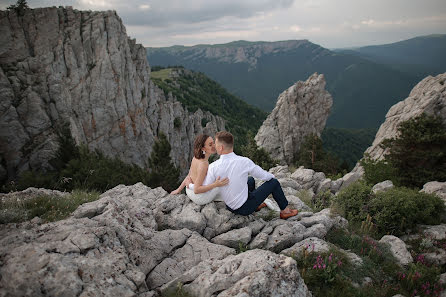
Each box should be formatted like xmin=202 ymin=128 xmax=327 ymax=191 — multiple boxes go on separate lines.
xmin=281 ymin=237 xmax=331 ymax=258
xmin=255 ymin=73 xmax=333 ymax=164
xmin=379 ymin=235 xmax=413 ymax=266
xmin=421 ymin=181 xmax=446 ymax=202
xmin=364 ymin=73 xmax=446 ymax=161
xmin=286 ymin=195 xmax=312 ymax=211
xmin=299 ymin=208 xmax=335 ymax=229
xmin=317 ymin=178 xmax=332 ymax=194
xmin=303 ymin=223 xmax=328 ymax=239
xmin=423 ymin=249 xmax=446 ymax=266
xmin=422 ymin=224 xmax=446 ymax=240
xmin=0 ymin=7 xmax=225 ymax=181
xmin=342 ymin=249 xmax=363 ymax=266
xmin=339 ymin=170 xmax=363 ymax=191
xmin=291 ymin=167 xmax=326 ymax=191
xmin=372 ymin=180 xmax=394 ymax=194
xmin=30 ymin=216 xmax=43 ymax=225
xmin=211 ymin=227 xmax=252 ymax=249
xmin=161 ymin=249 xmax=312 ymax=297
xmin=264 ymin=221 xmax=306 ymax=252
xmin=269 ymin=165 xmax=291 ymax=179
xmin=331 ymin=178 xmax=344 ymax=193
xmin=147 ymin=232 xmax=235 ymax=288
xmin=278 ymin=177 xmax=301 ymax=191
xmin=0 ymin=187 xmax=69 ymax=203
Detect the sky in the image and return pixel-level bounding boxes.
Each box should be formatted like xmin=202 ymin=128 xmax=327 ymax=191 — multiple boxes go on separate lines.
xmin=1 ymin=0 xmax=446 ymax=48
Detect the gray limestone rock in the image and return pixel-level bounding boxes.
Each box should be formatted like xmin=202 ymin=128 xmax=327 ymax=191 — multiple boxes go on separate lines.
xmin=0 ymin=7 xmax=225 ymax=181
xmin=161 ymin=249 xmax=312 ymax=297
xmin=147 ymin=232 xmax=235 ymax=289
xmin=281 ymin=237 xmax=331 ymax=258
xmin=372 ymin=180 xmax=394 ymax=194
xmin=379 ymin=235 xmax=413 ymax=266
xmin=365 ymin=73 xmax=446 ymax=161
xmin=211 ymin=227 xmax=252 ymax=249
xmin=255 ymin=73 xmax=333 ymax=164
xmin=265 ymin=221 xmax=306 ymax=252
xmin=303 ymin=223 xmax=328 ymax=239
xmin=422 ymin=224 xmax=446 ymax=240
xmin=421 ymin=181 xmax=446 ymax=202
xmin=339 ymin=170 xmax=364 ymax=191
xmin=299 ymin=208 xmax=335 ymax=229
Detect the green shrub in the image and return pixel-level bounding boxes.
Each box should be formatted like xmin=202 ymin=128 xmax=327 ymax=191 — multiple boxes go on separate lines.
xmin=174 ymin=117 xmax=182 ymax=128
xmin=147 ymin=133 xmax=180 ymax=192
xmin=311 ymin=190 xmax=333 ymax=211
xmin=369 ymin=188 xmax=444 ymax=235
xmin=333 ymin=181 xmax=373 ymax=223
xmin=333 ymin=181 xmax=445 ymax=236
xmin=360 ymin=154 xmax=396 ymax=185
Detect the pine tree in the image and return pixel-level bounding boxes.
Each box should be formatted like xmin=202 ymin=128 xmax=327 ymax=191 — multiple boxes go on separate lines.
xmin=147 ymin=133 xmax=180 ymax=192
xmin=296 ymin=134 xmax=342 ymax=176
xmin=381 ymin=113 xmax=446 ymax=188
xmin=7 ymin=0 xmax=29 ymax=16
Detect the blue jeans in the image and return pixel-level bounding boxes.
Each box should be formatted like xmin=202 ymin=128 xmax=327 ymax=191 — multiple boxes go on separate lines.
xmin=231 ymin=177 xmax=289 ymax=216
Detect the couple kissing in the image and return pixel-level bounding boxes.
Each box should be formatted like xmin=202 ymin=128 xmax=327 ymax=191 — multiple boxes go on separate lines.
xmin=171 ymin=131 xmax=298 ymax=219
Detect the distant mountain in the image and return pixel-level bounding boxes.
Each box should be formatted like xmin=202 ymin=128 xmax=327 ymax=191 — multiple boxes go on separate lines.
xmin=147 ymin=40 xmax=421 ymax=129
xmin=336 ymin=34 xmax=446 ymax=80
xmin=150 ymin=67 xmax=267 ymax=151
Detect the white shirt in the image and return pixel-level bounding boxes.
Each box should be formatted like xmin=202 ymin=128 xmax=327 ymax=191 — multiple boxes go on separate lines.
xmin=205 ymin=152 xmax=275 ymax=210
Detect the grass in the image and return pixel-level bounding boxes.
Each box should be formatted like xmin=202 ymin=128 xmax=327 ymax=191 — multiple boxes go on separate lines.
xmin=297 ymin=226 xmax=446 ymax=297
xmin=151 ymin=68 xmax=173 ymax=81
xmin=0 ymin=189 xmax=100 ymax=224
xmin=161 ymin=282 xmax=196 ymax=297
xmin=259 ymin=209 xmax=279 ymax=221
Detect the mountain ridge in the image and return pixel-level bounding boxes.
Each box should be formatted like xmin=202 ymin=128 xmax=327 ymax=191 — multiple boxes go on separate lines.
xmin=147 ymin=38 xmax=424 ymax=128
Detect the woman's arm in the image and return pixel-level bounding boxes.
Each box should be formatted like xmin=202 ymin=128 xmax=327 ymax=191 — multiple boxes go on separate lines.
xmin=170 ymin=175 xmax=189 ymax=195
xmin=193 ymin=162 xmax=229 ymax=194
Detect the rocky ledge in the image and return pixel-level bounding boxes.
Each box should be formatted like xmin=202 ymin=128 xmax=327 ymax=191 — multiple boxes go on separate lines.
xmin=0 ymin=165 xmax=354 ymax=297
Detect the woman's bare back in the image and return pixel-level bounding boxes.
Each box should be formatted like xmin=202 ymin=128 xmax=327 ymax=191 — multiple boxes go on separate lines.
xmin=189 ymin=157 xmax=209 ymax=185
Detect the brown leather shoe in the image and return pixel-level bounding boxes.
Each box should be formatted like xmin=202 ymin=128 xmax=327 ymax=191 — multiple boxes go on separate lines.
xmin=256 ymin=202 xmax=267 ymax=211
xmin=280 ymin=209 xmax=299 ymax=220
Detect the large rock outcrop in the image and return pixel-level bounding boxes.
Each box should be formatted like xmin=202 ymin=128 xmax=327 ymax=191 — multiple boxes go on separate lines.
xmin=0 ymin=164 xmax=355 ymax=296
xmin=255 ymin=73 xmax=332 ymax=164
xmin=365 ymin=73 xmax=446 ymax=160
xmin=0 ymin=7 xmax=224 ymax=182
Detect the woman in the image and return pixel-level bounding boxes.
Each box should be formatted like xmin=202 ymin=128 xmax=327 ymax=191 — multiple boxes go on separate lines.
xmin=170 ymin=134 xmax=229 ymax=205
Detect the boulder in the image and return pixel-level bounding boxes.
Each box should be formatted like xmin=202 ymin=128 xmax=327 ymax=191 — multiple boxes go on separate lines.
xmin=372 ymin=180 xmax=394 ymax=194
xmin=161 ymin=249 xmax=312 ymax=297
xmin=211 ymin=227 xmax=252 ymax=249
xmin=364 ymin=73 xmax=446 ymax=161
xmin=281 ymin=237 xmax=331 ymax=258
xmin=379 ymin=235 xmax=413 ymax=266
xmin=421 ymin=181 xmax=446 ymax=202
xmin=255 ymin=73 xmax=333 ymax=164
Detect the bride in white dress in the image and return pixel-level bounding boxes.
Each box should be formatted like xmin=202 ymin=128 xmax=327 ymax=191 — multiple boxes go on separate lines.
xmin=170 ymin=134 xmax=228 ymax=205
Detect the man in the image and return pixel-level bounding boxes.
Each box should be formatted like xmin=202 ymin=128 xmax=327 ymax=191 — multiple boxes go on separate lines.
xmin=206 ymin=131 xmax=298 ymax=219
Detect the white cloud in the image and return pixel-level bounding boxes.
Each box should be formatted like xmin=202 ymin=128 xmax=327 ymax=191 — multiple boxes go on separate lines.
xmin=139 ymin=4 xmax=150 ymax=10
xmin=289 ymin=25 xmax=302 ymax=32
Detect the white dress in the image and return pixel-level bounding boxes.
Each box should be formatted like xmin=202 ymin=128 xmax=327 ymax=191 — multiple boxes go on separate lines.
xmin=185 ymin=186 xmax=222 ymax=205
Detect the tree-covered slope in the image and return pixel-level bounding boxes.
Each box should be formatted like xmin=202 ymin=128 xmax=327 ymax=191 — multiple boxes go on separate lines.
xmin=147 ymin=40 xmax=421 ymax=129
xmin=151 ymin=67 xmax=267 ymax=150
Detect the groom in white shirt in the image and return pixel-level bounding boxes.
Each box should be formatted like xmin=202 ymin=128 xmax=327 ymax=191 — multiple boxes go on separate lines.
xmin=206 ymin=131 xmax=298 ymax=219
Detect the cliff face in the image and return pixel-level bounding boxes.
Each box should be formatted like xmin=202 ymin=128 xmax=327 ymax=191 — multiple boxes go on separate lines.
xmin=255 ymin=73 xmax=333 ymax=164
xmin=365 ymin=73 xmax=446 ymax=160
xmin=0 ymin=7 xmax=224 ymax=181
